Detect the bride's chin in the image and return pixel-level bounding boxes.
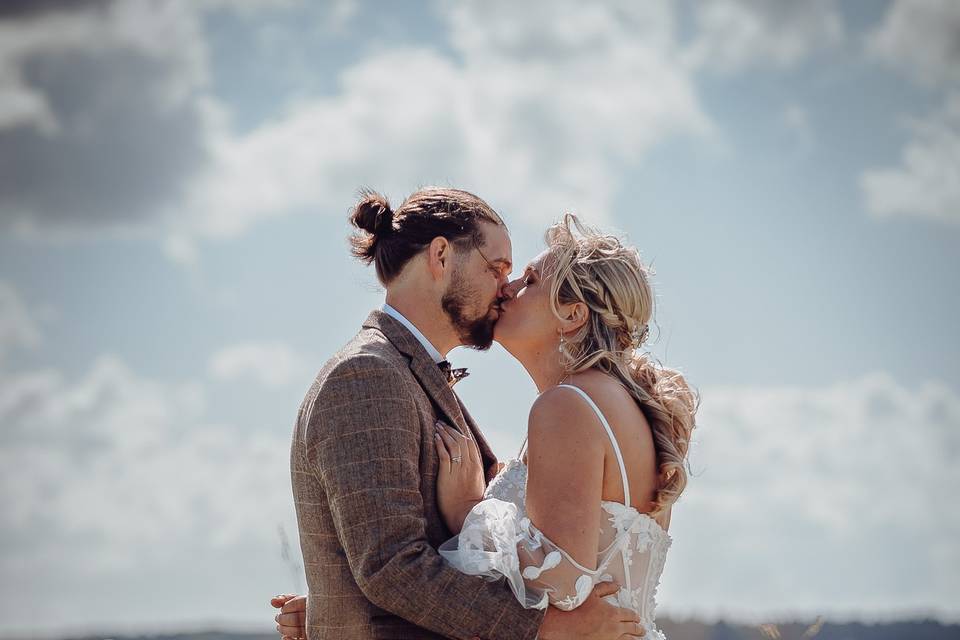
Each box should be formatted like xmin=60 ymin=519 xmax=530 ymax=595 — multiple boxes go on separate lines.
xmin=493 ymin=328 xmax=522 ymax=356
xmin=492 ymin=325 xmax=512 ymax=349
xmin=494 ymin=336 xmax=521 ymax=361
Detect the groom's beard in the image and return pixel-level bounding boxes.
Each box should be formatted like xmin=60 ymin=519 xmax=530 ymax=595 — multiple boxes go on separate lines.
xmin=441 ymin=270 xmax=499 ymax=351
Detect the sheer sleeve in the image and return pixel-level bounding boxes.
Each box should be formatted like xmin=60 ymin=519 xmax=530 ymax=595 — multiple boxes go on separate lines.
xmin=438 ymin=498 xmax=611 ymax=611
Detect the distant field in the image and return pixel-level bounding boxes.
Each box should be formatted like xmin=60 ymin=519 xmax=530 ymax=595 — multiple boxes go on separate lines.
xmin=26 ymin=619 xmax=958 ymax=640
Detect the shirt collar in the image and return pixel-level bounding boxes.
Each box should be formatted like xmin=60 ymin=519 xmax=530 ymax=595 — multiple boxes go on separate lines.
xmin=381 ymin=303 xmax=444 ymax=364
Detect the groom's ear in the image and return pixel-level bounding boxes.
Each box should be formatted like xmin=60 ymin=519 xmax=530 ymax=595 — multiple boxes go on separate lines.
xmin=426 ymin=236 xmax=452 ymax=281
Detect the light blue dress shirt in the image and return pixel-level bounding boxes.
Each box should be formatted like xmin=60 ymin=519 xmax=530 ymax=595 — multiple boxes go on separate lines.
xmin=381 ymin=303 xmax=445 ymax=364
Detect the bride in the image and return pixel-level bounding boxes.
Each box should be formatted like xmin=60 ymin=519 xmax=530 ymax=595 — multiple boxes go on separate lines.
xmin=274 ymin=214 xmax=698 ymax=639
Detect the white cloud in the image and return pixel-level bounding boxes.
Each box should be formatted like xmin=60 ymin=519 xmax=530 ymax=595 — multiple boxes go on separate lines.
xmin=0 ymin=354 xmax=296 ymax=630
xmin=181 ymin=0 xmax=711 ymax=236
xmin=866 ymin=0 xmax=960 ymax=87
xmin=0 ymin=280 xmax=41 ymax=363
xmin=0 ymin=60 xmax=58 ymax=134
xmin=659 ymin=372 xmax=960 ymax=620
xmin=0 ymin=1 xmax=214 ymax=237
xmin=683 ymin=0 xmax=845 ymax=73
xmin=860 ymin=93 xmax=960 ymax=224
xmin=208 ymin=341 xmax=312 ymax=388
xmin=0 ymin=0 xmax=308 ymax=243
xmin=0 ymin=0 xmax=713 ymax=252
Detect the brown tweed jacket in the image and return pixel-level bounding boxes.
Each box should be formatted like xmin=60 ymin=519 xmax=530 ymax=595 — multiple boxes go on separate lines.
xmin=291 ymin=310 xmax=546 ymax=640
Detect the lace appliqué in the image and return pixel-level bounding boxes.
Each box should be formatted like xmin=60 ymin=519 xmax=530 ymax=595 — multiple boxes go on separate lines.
xmin=439 ymin=458 xmax=672 ymax=636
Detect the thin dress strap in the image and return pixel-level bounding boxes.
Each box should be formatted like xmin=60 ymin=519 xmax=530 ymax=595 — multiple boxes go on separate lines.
xmin=555 ymin=384 xmax=631 ymax=507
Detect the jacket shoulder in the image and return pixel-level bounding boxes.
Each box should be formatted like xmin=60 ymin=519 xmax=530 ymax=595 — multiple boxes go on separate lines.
xmin=322 ymin=327 xmax=407 ymax=377
xmin=304 ymin=327 xmax=414 ymax=407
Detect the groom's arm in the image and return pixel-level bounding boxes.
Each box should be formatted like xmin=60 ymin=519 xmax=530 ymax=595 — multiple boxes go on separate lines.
xmin=308 ymin=355 xmax=545 ymax=640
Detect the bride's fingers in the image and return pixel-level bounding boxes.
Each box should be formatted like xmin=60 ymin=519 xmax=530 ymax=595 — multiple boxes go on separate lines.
xmin=436 ymin=423 xmax=461 ymax=460
xmin=270 ymin=595 xmax=294 ymax=608
xmin=442 ymin=424 xmax=473 ymax=455
xmin=449 ymin=426 xmax=483 ymax=471
xmin=435 ymin=431 xmax=452 ymax=474
xmin=465 ymin=429 xmax=482 ymax=462
xmin=444 ymin=425 xmax=481 ymax=471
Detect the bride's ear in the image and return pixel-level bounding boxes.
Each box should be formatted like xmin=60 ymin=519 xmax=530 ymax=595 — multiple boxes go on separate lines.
xmin=559 ymin=301 xmax=589 ymax=334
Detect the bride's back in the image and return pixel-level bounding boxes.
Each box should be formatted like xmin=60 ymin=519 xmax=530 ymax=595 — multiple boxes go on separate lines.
xmin=538 ymin=369 xmax=670 ymax=531
xmin=461 ymin=375 xmax=674 ymax=629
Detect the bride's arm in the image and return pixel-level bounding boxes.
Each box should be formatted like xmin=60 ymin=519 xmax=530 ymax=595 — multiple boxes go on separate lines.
xmin=437 ymin=387 xmax=613 ymax=611
xmin=523 ymin=387 xmax=606 ymax=590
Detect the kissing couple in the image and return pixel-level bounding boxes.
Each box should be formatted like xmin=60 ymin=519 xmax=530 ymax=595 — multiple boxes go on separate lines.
xmin=270 ymin=188 xmax=698 ymax=639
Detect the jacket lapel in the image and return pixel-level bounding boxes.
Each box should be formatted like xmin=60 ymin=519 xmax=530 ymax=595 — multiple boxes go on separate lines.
xmin=457 ymin=396 xmax=497 ymax=473
xmin=363 ymin=310 xmax=467 ymax=433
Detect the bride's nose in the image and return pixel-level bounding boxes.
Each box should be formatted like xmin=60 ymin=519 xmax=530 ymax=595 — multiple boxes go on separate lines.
xmin=501 ymin=277 xmax=523 ymax=300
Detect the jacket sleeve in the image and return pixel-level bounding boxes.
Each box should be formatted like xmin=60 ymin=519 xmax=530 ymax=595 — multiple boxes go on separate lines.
xmin=306 ymin=355 xmax=546 ymax=640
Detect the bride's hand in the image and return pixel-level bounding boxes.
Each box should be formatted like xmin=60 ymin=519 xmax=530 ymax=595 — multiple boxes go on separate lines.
xmin=435 ymin=420 xmax=485 ymax=534
xmin=270 ymin=594 xmax=306 ymax=640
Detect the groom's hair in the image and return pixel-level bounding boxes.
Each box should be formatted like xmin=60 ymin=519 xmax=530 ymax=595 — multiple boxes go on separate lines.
xmin=349 ymin=187 xmax=506 ymax=285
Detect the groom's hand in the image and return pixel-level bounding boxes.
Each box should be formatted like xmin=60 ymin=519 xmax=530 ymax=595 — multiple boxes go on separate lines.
xmin=270 ymin=594 xmax=306 ymax=640
xmin=538 ymin=582 xmax=645 ymax=639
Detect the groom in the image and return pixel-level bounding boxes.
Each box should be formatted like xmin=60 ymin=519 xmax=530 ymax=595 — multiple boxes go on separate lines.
xmin=274 ymin=188 xmax=639 ymax=639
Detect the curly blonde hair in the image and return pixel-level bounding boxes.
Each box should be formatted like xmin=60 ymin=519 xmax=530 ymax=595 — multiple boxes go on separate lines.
xmin=546 ymin=214 xmax=700 ymax=517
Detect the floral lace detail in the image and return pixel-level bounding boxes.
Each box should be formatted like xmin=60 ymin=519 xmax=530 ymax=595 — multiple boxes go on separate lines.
xmin=440 ymin=458 xmax=672 ymax=636
xmin=484 ymin=457 xmax=527 ymax=501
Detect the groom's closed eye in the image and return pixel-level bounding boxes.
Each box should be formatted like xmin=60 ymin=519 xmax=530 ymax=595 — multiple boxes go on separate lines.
xmin=491 ymin=260 xmax=512 ymax=281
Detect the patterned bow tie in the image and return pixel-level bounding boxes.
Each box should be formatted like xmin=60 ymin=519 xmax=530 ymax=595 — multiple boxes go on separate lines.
xmin=437 ymin=360 xmax=469 ymax=387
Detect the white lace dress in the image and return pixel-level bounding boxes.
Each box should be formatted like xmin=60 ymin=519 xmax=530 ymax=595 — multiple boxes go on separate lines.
xmin=439 ymin=385 xmax=672 ymax=639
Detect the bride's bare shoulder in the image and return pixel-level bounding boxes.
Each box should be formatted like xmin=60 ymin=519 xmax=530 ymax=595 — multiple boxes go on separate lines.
xmin=526 ymin=384 xmax=605 ymax=454
xmin=564 ymin=369 xmax=631 ymax=403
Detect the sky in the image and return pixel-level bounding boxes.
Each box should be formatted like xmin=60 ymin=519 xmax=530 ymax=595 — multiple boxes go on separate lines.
xmin=0 ymin=0 xmax=958 ymax=635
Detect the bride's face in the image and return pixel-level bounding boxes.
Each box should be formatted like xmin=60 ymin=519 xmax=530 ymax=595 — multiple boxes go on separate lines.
xmin=494 ymin=249 xmax=562 ymax=354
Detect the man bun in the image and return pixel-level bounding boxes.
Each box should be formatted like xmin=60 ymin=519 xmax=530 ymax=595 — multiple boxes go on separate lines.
xmin=349 ymin=190 xmax=393 ymax=263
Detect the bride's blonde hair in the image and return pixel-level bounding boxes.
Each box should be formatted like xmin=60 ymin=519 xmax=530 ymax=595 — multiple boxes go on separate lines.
xmin=546 ymin=214 xmax=700 ymax=517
